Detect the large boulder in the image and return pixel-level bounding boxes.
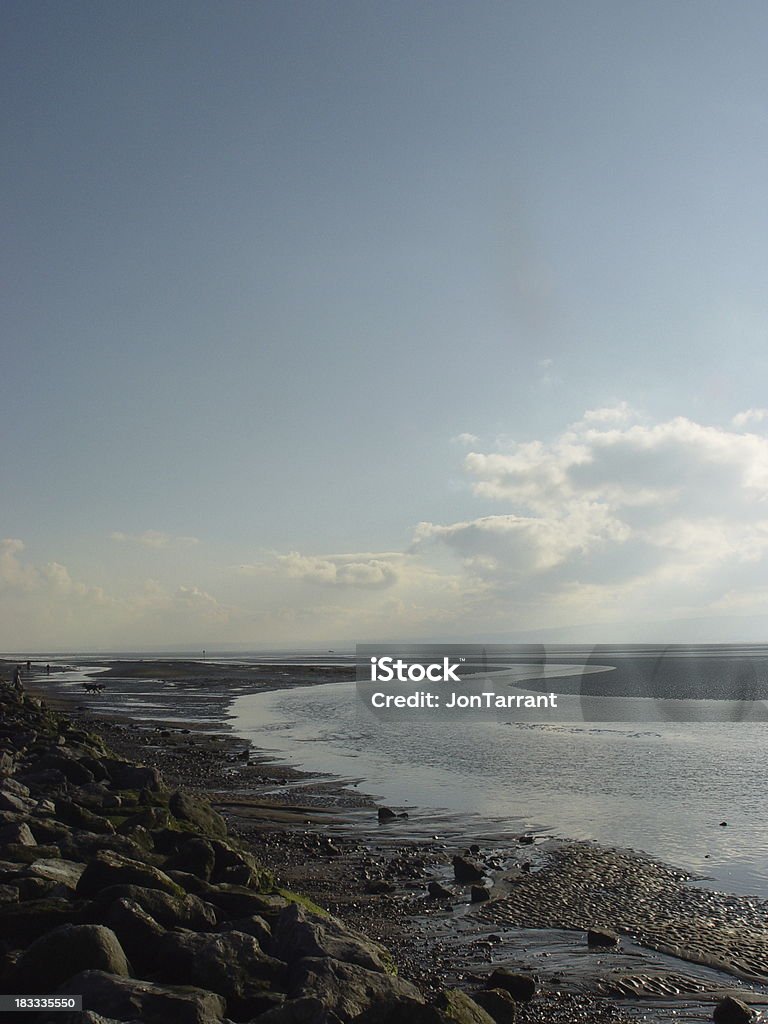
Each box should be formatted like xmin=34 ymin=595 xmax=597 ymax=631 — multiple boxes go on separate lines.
xmin=470 ymin=988 xmax=517 ymax=1023
xmin=164 ymin=837 xmax=216 ymax=880
xmin=0 ymin=897 xmax=91 ymax=944
xmin=0 ymin=821 xmax=36 ymax=848
xmin=273 ymin=903 xmax=391 ymax=973
xmin=195 ymin=883 xmax=285 ymax=921
xmin=8 ymin=924 xmax=130 ymax=993
xmin=76 ymin=851 xmax=183 ymax=898
xmin=99 ymin=898 xmax=165 ymax=969
xmin=217 ymin=913 xmax=272 ymax=952
xmin=26 ymin=858 xmax=86 ymax=891
xmin=288 ymin=956 xmax=424 ymax=1022
xmin=714 ymin=997 xmax=754 ymax=1023
xmin=59 ymin=970 xmax=226 ymax=1024
xmin=452 ymin=857 xmax=484 ymax=883
xmin=153 ymin=928 xmax=286 ymax=1017
xmin=484 ymin=970 xmax=536 ymax=1002
xmin=89 ymin=884 xmax=217 ymax=930
xmin=169 ymin=790 xmax=227 ymax=839
xmin=102 ymin=760 xmax=165 ymax=792
xmin=433 ymin=990 xmax=496 ymax=1023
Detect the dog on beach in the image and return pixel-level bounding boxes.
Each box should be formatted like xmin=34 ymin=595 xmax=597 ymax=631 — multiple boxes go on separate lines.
xmin=82 ymin=683 xmax=106 ymax=694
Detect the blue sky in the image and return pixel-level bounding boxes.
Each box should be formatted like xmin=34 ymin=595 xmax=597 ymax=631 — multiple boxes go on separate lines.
xmin=4 ymin=1 xmax=768 ymax=649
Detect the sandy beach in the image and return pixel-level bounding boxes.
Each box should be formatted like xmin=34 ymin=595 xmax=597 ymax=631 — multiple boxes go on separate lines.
xmin=3 ymin=658 xmax=763 ymax=1022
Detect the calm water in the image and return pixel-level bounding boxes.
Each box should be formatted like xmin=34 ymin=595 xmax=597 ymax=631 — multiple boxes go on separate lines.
xmin=232 ymin=674 xmax=768 ymax=898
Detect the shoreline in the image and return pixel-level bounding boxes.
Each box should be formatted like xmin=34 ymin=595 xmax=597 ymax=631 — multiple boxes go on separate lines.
xmin=15 ymin=660 xmax=768 ymax=1020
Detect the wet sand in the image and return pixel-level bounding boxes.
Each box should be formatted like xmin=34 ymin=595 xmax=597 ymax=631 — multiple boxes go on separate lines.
xmin=23 ymin=659 xmax=768 ymax=1022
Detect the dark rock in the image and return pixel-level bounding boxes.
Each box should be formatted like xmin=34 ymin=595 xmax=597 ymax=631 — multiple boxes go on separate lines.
xmin=427 ymin=881 xmax=455 ymax=900
xmin=0 ymin=821 xmax=36 ymax=847
xmin=433 ymin=989 xmax=496 ymax=1023
xmin=9 ymin=923 xmax=130 ymax=993
xmin=27 ymin=857 xmax=86 ymax=891
xmin=289 ymin=956 xmax=424 ymax=1022
xmin=273 ymin=902 xmax=391 ymax=972
xmin=0 ymin=790 xmax=35 ymax=813
xmin=471 ymin=885 xmax=490 ymax=903
xmin=587 ymin=927 xmax=619 ymax=948
xmin=35 ymin=754 xmax=95 ymax=786
xmin=217 ymin=913 xmax=272 ymax=951
xmin=103 ymin=760 xmax=165 ymax=792
xmin=0 ymin=883 xmax=19 ymax=904
xmin=713 ymin=996 xmax=754 ymax=1023
xmin=165 ymin=838 xmax=216 ymax=881
xmin=0 ymin=778 xmax=30 ymax=799
xmin=153 ymin=928 xmax=285 ymax=1017
xmin=485 ymin=970 xmax=536 ymax=1002
xmin=55 ymin=798 xmax=116 ymax=834
xmin=169 ymin=790 xmax=227 ymax=839
xmin=197 ymin=882 xmax=285 ymax=921
xmin=59 ymin=970 xmax=226 ymax=1024
xmin=76 ymin=851 xmax=183 ymax=898
xmin=470 ymin=988 xmax=517 ymax=1023
xmin=0 ymin=897 xmax=90 ymax=944
xmin=100 ymin=897 xmax=165 ymax=968
xmin=378 ymin=807 xmax=397 ymax=822
xmin=518 ymin=834 xmax=535 ymax=845
xmin=4 ymin=842 xmax=59 ymax=863
xmin=256 ymin=996 xmax=327 ymax=1023
xmin=345 ymin=996 xmax=443 ymax=1023
xmin=452 ymin=856 xmax=484 ymax=883
xmin=89 ymin=884 xmax=217 ymax=930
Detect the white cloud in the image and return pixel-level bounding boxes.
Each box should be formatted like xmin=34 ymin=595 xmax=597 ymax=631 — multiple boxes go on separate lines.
xmin=733 ymin=408 xmax=768 ymax=429
xmin=452 ymin=432 xmax=480 ymax=447
xmin=413 ymin=410 xmax=768 ymax=630
xmin=110 ymin=531 xmax=200 ymax=549
xmin=243 ymin=551 xmax=405 ymax=589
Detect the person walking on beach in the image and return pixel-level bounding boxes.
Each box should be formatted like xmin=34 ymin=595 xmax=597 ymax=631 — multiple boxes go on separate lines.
xmin=12 ymin=666 xmax=24 ymax=693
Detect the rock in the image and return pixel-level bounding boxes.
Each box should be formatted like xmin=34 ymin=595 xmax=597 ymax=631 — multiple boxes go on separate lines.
xmin=169 ymin=790 xmax=227 ymax=839
xmin=165 ymin=837 xmax=216 ymax=880
xmin=100 ymin=897 xmax=166 ymax=968
xmin=59 ymin=970 xmax=226 ymax=1024
xmin=27 ymin=857 xmax=86 ymax=890
xmin=217 ymin=913 xmax=272 ymax=951
xmin=273 ymin=903 xmax=391 ymax=972
xmin=256 ymin=996 xmax=327 ymax=1023
xmin=55 ymin=797 xmax=116 ymax=834
xmin=0 ymin=883 xmax=19 ymax=904
xmin=35 ymin=753 xmax=95 ymax=786
xmin=518 ymin=835 xmax=535 ymax=845
xmin=0 ymin=778 xmax=30 ymax=799
xmin=470 ymin=885 xmax=490 ymax=903
xmin=378 ymin=808 xmax=397 ymax=822
xmin=4 ymin=842 xmax=59 ymax=863
xmin=9 ymin=923 xmax=130 ymax=993
xmin=587 ymin=928 xmax=619 ymax=948
xmin=0 ymin=752 xmax=14 ymax=776
xmin=433 ymin=989 xmax=496 ymax=1023
xmin=103 ymin=760 xmax=165 ymax=792
xmin=485 ymin=970 xmax=536 ymax=1002
xmin=344 ymin=996 xmax=443 ymax=1023
xmin=27 ymin=818 xmax=75 ymax=847
xmin=289 ymin=956 xmax=424 ymax=1022
xmin=713 ymin=996 xmax=754 ymax=1023
xmin=452 ymin=856 xmax=484 ymax=883
xmin=470 ymin=988 xmax=517 ymax=1024
xmin=153 ymin=928 xmax=286 ymax=1017
xmin=0 ymin=821 xmax=36 ymax=847
xmin=197 ymin=882 xmax=285 ymax=921
xmin=0 ymin=790 xmax=35 ymax=813
xmin=90 ymin=884 xmax=217 ymax=930
xmin=427 ymin=881 xmax=455 ymax=900
xmin=76 ymin=851 xmax=183 ymax=898
xmin=0 ymin=896 xmax=90 ymax=944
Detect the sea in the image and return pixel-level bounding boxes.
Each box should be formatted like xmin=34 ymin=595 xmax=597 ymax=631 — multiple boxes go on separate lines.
xmin=25 ymin=643 xmax=768 ymax=900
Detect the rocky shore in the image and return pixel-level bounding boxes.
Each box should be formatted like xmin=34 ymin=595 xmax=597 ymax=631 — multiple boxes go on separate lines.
xmin=0 ymin=678 xmax=646 ymax=1024
xmin=2 ymin=663 xmax=766 ymax=1024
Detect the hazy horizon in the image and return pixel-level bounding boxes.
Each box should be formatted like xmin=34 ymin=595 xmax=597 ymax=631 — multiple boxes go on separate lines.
xmin=5 ymin=2 xmax=768 ymax=649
